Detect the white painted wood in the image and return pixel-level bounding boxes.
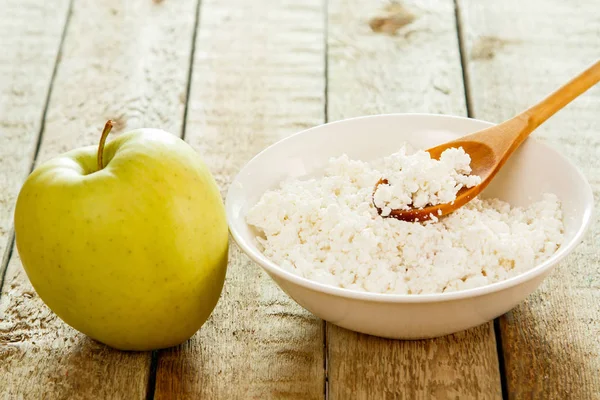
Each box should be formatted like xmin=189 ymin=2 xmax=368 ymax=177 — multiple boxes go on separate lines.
xmin=154 ymin=0 xmax=327 ymax=398
xmin=327 ymin=0 xmax=502 ymax=398
xmin=458 ymin=0 xmax=600 ymax=398
xmin=0 ymin=0 xmax=198 ymax=397
xmin=0 ymin=0 xmax=69 ymax=277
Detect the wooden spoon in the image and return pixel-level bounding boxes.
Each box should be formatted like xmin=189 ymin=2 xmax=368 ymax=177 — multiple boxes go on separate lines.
xmin=376 ymin=59 xmax=600 ymax=222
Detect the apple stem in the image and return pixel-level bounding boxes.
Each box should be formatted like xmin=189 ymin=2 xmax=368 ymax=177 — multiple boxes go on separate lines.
xmin=97 ymin=120 xmax=114 ymax=171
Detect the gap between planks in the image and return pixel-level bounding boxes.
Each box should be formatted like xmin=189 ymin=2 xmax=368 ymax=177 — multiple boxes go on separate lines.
xmin=453 ymin=0 xmax=473 ymax=118
xmin=454 ymin=1 xmax=508 ymax=399
xmin=147 ymin=0 xmax=202 ymax=398
xmin=322 ymin=0 xmax=330 ymax=398
xmin=180 ymin=0 xmax=203 ymax=142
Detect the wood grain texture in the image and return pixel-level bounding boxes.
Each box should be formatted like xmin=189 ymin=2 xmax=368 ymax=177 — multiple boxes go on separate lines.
xmin=326 ymin=0 xmax=502 ymax=398
xmin=0 ymin=0 xmax=69 ymax=281
xmin=457 ymin=1 xmax=600 ymax=399
xmin=154 ymin=0 xmax=326 ymax=398
xmin=0 ymin=0 xmax=198 ymax=398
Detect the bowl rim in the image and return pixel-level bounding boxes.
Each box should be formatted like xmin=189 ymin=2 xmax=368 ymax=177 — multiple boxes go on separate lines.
xmin=226 ymin=113 xmax=595 ymax=303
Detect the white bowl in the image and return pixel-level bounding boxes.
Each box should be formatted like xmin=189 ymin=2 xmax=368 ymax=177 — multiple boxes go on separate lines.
xmin=226 ymin=114 xmax=594 ymax=339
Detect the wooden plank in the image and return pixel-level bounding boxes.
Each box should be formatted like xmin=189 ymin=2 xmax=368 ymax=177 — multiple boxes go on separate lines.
xmin=326 ymin=0 xmax=503 ymax=398
xmin=0 ymin=0 xmax=68 ymax=281
xmin=0 ymin=0 xmax=71 ymax=395
xmin=0 ymin=0 xmax=198 ymax=398
xmin=154 ymin=0 xmax=326 ymax=398
xmin=457 ymin=1 xmax=600 ymax=398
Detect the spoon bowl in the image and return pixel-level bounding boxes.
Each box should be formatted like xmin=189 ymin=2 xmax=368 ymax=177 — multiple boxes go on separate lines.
xmin=378 ymin=138 xmax=497 ymax=221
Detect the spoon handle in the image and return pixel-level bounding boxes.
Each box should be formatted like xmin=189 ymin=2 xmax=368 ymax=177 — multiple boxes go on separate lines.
xmin=483 ymin=59 xmax=600 ymax=159
xmin=521 ymin=59 xmax=600 ymax=134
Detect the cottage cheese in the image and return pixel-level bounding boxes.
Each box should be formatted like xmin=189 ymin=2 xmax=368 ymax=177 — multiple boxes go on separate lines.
xmin=246 ymin=147 xmax=564 ymax=294
xmin=373 ymin=147 xmax=481 ymax=216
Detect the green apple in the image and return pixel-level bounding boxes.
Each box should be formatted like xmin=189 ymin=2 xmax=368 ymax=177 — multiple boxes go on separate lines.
xmin=14 ymin=121 xmax=228 ymax=351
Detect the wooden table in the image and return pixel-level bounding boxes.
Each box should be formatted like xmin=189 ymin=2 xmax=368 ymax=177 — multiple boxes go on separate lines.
xmin=1 ymin=0 xmax=598 ymax=398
